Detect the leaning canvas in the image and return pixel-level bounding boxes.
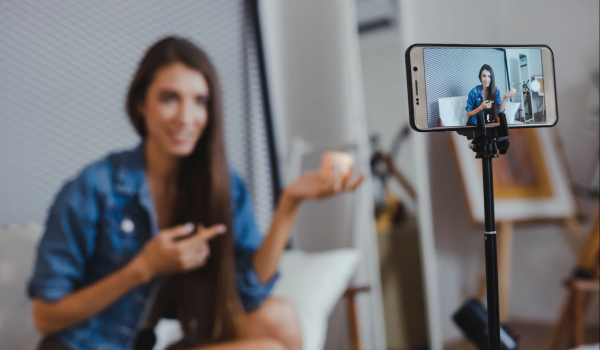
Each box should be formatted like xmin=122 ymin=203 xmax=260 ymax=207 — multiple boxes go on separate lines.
xmin=450 ymin=128 xmax=576 ymax=222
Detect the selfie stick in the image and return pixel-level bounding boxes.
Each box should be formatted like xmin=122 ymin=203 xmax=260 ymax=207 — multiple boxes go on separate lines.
xmin=457 ymin=112 xmax=510 ymax=350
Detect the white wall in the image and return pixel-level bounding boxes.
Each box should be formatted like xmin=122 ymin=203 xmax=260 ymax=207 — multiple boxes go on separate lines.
xmin=506 ymin=49 xmax=522 ymax=91
xmin=259 ymin=1 xmax=387 ymax=349
xmin=505 ymin=48 xmax=546 ymax=115
xmin=358 ymin=25 xmax=446 ymax=350
xmin=528 ymin=49 xmax=543 ymax=77
xmin=506 ymin=48 xmax=544 ymax=88
xmin=359 ymin=29 xmax=417 ymax=210
xmin=391 ymin=0 xmax=599 ymax=345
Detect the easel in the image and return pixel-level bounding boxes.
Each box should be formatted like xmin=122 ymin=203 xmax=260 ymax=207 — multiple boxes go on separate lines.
xmin=470 ymin=127 xmax=586 ymax=323
xmin=547 ymin=206 xmax=600 ymax=350
xmin=473 ymin=216 xmax=585 ymax=323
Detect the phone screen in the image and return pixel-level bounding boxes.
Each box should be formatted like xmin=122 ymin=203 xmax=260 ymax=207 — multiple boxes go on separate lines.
xmin=411 ymin=47 xmax=554 ymax=130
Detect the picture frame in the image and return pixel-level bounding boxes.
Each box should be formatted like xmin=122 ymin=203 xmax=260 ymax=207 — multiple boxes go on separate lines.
xmin=450 ymin=128 xmax=576 ymax=222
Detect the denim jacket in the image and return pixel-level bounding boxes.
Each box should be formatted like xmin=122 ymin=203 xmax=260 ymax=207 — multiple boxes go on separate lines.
xmin=27 ymin=144 xmax=278 ymax=350
xmin=465 ymin=85 xmax=504 ymax=125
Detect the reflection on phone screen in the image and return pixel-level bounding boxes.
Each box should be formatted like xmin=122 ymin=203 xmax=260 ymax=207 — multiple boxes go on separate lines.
xmin=422 ymin=48 xmax=546 ymax=129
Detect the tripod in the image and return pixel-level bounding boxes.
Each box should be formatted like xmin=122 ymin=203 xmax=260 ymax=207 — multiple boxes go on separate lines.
xmin=456 ymin=112 xmax=511 ymax=350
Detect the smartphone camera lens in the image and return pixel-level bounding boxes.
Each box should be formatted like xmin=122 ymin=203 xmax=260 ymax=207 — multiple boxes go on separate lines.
xmin=413 ymin=66 xmax=418 ymax=72
xmin=416 ymin=102 xmax=420 ymax=105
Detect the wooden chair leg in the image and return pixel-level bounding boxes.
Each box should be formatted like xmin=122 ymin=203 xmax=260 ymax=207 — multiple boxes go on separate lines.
xmin=347 ymin=292 xmax=361 ymax=350
xmin=548 ymin=292 xmax=572 ymax=350
xmin=572 ymin=290 xmax=585 ymax=348
xmin=344 ymin=286 xmax=371 ymax=350
xmin=549 ymin=207 xmax=600 ymax=350
xmin=577 ymin=208 xmax=600 ymax=269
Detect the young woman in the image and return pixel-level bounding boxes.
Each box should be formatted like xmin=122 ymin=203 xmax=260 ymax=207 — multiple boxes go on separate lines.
xmin=465 ymin=64 xmax=517 ymax=126
xmin=28 ymin=37 xmax=364 ymax=350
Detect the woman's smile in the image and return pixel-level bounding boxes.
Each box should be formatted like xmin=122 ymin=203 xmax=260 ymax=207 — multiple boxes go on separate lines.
xmin=167 ymin=129 xmax=196 ymax=145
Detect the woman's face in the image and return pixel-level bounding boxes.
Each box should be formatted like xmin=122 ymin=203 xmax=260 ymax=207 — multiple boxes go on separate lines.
xmin=140 ymin=62 xmax=210 ymax=157
xmin=480 ymin=69 xmax=492 ymax=88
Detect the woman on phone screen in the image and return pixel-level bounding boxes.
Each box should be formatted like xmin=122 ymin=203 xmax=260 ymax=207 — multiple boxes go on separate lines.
xmin=28 ymin=37 xmax=364 ymax=350
xmin=465 ymin=64 xmax=516 ymax=126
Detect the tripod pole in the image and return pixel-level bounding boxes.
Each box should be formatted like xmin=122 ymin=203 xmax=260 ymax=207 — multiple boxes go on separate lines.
xmin=457 ymin=113 xmax=511 ymax=350
xmin=482 ymin=147 xmax=501 ymax=350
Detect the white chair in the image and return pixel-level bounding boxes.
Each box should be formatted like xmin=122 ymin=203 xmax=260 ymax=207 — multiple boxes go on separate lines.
xmin=438 ymin=96 xmax=469 ymax=127
xmin=0 ymin=224 xmax=362 ymax=350
xmin=504 ymin=101 xmax=521 ymax=124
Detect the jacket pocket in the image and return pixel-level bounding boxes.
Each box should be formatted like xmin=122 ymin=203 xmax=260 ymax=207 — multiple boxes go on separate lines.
xmin=98 ymin=202 xmax=149 ymax=266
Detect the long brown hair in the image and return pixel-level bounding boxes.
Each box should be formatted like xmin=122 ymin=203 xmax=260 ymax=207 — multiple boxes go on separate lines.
xmin=479 ymin=64 xmax=498 ymax=122
xmin=126 ymin=37 xmax=243 ymax=346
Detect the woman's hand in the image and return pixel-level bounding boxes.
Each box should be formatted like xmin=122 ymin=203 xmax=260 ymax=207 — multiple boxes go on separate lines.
xmin=283 ymin=170 xmax=365 ymax=202
xmin=132 ymin=223 xmax=226 ymax=281
xmin=479 ymin=100 xmax=493 ymax=111
xmin=31 ymin=223 xmax=226 ymax=336
xmin=503 ymin=89 xmax=518 ymax=99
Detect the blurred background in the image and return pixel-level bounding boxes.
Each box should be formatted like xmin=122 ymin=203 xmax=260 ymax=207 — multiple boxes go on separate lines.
xmin=0 ymin=1 xmax=598 ymax=350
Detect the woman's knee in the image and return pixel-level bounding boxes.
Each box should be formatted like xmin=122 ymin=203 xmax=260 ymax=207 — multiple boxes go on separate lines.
xmin=249 ymin=298 xmax=302 ymax=345
xmin=197 ymin=338 xmax=286 ymax=350
xmin=261 ymin=339 xmax=287 ymax=350
xmin=264 ymin=299 xmax=300 ymax=331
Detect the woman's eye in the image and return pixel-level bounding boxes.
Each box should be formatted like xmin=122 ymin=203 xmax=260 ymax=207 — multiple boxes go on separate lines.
xmin=196 ymin=96 xmax=208 ymax=106
xmin=160 ymin=93 xmax=177 ymax=103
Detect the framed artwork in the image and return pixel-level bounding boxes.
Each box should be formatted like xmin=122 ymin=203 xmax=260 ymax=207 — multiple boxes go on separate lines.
xmin=450 ymin=128 xmax=576 ymax=222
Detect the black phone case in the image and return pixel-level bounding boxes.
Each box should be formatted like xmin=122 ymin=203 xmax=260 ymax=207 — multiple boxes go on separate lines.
xmin=405 ymin=43 xmax=559 ymax=132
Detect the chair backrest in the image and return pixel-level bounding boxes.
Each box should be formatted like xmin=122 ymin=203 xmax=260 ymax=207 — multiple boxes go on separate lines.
xmin=504 ymin=101 xmax=521 ymax=124
xmin=438 ymin=96 xmax=469 ymax=127
xmin=0 ymin=224 xmax=44 ymax=350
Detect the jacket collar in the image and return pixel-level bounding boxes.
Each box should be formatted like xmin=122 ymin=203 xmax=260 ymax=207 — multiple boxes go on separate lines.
xmin=114 ymin=142 xmax=159 ymax=235
xmin=114 ymin=142 xmax=148 ymax=197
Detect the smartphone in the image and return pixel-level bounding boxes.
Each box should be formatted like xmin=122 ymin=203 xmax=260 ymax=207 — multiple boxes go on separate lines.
xmin=406 ymin=44 xmax=558 ymax=131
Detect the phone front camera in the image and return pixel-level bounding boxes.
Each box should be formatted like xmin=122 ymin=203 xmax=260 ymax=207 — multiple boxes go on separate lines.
xmin=413 ymin=67 xmax=418 ymax=72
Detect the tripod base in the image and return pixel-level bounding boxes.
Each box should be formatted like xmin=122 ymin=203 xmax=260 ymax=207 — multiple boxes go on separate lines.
xmin=453 ymin=298 xmax=519 ymax=350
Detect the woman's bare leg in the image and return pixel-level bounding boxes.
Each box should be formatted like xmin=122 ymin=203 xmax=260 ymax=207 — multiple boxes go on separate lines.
xmin=244 ymin=298 xmax=302 ymax=350
xmin=197 ymin=338 xmax=285 ymax=350
xmin=179 ymin=298 xmax=301 ymax=350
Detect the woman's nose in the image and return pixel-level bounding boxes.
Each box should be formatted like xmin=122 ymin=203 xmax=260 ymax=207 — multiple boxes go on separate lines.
xmin=175 ymin=103 xmax=194 ymax=124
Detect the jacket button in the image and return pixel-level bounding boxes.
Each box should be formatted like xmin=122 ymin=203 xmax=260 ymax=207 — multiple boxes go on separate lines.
xmin=121 ymin=218 xmax=135 ymax=234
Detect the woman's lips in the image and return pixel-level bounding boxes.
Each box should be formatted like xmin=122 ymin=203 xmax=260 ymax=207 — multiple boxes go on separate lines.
xmin=169 ymin=131 xmax=194 ymax=144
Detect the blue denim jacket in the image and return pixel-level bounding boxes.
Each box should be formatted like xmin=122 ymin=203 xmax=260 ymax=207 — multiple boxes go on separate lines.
xmin=465 ymin=85 xmax=504 ymax=125
xmin=27 ymin=144 xmax=278 ymax=350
